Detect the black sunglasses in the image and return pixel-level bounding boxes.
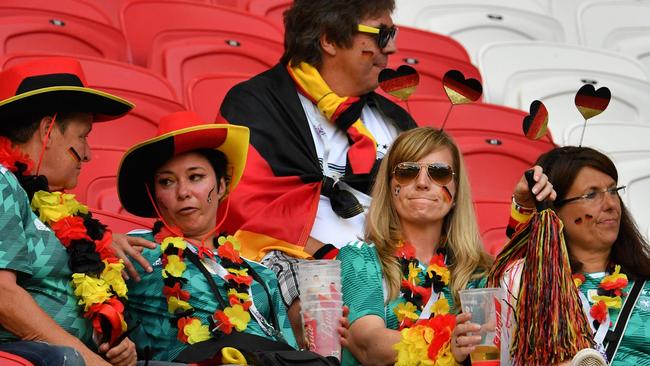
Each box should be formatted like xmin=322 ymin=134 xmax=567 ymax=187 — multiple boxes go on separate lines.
xmin=393 ymin=162 xmax=455 ymax=186
xmin=357 ymin=24 xmax=398 ymax=49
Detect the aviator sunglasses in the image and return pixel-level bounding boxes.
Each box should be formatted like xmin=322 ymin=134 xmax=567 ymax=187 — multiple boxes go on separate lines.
xmin=357 ymin=24 xmax=398 ymax=49
xmin=393 ymin=162 xmax=455 ymax=186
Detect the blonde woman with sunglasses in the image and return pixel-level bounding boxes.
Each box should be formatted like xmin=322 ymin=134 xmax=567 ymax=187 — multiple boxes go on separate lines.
xmin=338 ymin=127 xmax=494 ymax=366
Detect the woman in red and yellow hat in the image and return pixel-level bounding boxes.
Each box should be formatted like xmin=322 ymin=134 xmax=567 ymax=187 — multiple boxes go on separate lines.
xmin=118 ymin=111 xmax=301 ymax=364
xmin=0 ymin=57 xmax=136 ymax=366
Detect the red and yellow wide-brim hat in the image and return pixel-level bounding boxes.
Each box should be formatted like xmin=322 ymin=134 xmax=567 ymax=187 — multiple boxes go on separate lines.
xmin=0 ymin=57 xmax=132 ymax=121
xmin=117 ymin=110 xmax=249 ymax=218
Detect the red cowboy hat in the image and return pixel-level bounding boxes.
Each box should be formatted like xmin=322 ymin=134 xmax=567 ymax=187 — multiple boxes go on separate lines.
xmin=0 ymin=57 xmax=133 ymax=121
xmin=117 ymin=110 xmax=249 ymax=218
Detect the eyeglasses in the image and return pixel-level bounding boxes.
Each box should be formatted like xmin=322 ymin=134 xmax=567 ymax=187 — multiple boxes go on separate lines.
xmin=555 ymin=186 xmax=626 ymax=207
xmin=393 ymin=162 xmax=455 ymax=186
xmin=357 ymin=24 xmax=398 ymax=49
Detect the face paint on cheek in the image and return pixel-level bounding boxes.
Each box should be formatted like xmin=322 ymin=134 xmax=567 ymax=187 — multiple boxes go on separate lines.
xmin=585 ymin=214 xmax=594 ymax=221
xmin=441 ymin=186 xmax=453 ymax=203
xmin=207 ymin=186 xmax=215 ymax=204
xmin=67 ymin=147 xmax=82 ymax=163
xmin=574 ymin=217 xmax=583 ymax=225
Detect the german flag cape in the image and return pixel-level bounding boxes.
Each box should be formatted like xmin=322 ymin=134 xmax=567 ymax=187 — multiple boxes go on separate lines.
xmin=218 ymin=63 xmax=416 ymax=260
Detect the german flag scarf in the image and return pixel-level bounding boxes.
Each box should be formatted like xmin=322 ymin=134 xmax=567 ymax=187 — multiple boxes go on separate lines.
xmin=218 ymin=63 xmax=417 ymax=259
xmin=287 ymin=62 xmax=377 ymax=175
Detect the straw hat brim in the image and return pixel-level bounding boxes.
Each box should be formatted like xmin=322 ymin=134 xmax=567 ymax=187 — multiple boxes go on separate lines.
xmin=0 ymin=86 xmax=133 ymax=122
xmin=117 ymin=124 xmax=249 ymax=218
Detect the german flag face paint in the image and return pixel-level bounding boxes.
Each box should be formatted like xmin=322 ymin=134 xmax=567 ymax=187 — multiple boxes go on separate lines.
xmin=68 ymin=147 xmax=82 ymax=163
xmin=442 ymin=69 xmax=482 ymax=105
xmin=522 ymin=100 xmax=549 ymax=140
xmin=441 ymin=186 xmax=453 ymax=203
xmin=378 ymin=65 xmax=419 ymax=101
xmin=574 ymin=84 xmax=611 ymax=120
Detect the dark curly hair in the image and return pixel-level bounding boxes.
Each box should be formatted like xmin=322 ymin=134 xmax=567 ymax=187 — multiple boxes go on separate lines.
xmin=281 ymin=0 xmax=395 ymax=67
xmin=536 ymin=146 xmax=650 ymax=280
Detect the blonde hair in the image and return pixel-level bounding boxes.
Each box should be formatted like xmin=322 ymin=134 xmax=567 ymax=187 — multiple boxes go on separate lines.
xmin=365 ymin=127 xmax=493 ymax=307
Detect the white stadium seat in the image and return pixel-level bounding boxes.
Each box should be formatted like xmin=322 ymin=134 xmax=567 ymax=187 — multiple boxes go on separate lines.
xmin=393 ymin=2 xmax=563 ymax=63
xmin=617 ymin=159 xmax=650 ymax=240
xmin=562 ymin=122 xmax=650 ymax=163
xmin=394 ymin=0 xmax=549 ymax=23
xmin=504 ymin=71 xmax=650 ymax=138
xmin=548 ymin=0 xmax=599 ymax=44
xmin=578 ymin=0 xmax=650 ymax=75
xmin=478 ymin=42 xmax=649 ymax=104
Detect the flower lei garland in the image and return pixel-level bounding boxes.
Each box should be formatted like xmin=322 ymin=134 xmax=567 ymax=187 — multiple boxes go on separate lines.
xmin=572 ymin=264 xmax=628 ymax=329
xmin=155 ymin=225 xmax=253 ymax=344
xmin=392 ymin=241 xmax=457 ymax=366
xmin=0 ymin=137 xmax=127 ymax=345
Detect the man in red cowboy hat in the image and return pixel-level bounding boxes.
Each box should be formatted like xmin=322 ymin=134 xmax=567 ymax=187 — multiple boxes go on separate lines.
xmin=219 ymin=0 xmax=417 ymax=342
xmin=0 ymin=57 xmax=138 ymax=366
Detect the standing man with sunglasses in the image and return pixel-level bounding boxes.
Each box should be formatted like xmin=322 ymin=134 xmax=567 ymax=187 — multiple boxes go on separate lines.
xmin=219 ymin=0 xmax=417 ymax=344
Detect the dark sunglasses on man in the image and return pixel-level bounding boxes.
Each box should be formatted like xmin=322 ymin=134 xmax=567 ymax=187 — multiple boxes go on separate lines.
xmin=357 ymin=24 xmax=399 ymax=49
xmin=392 ymin=162 xmax=455 ymax=186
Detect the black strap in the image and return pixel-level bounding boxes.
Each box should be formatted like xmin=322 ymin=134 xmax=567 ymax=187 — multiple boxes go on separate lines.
xmin=604 ymin=279 xmax=645 ymax=361
xmin=184 ymin=248 xmax=286 ymax=343
xmin=184 ymin=248 xmax=228 ymax=308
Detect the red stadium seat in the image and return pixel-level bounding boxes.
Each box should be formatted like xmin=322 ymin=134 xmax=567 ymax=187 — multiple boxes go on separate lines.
xmin=0 ymin=15 xmax=129 ymax=61
xmin=0 ymin=351 xmax=35 ymax=365
xmin=247 ymin=0 xmax=292 ymax=27
xmin=186 ymin=72 xmax=254 ymax=122
xmin=0 ymin=53 xmax=184 ymax=147
xmin=392 ymin=97 xmax=555 ymax=144
xmin=120 ymin=0 xmax=283 ymax=65
xmin=474 ymin=201 xmax=511 ymax=256
xmin=149 ymin=35 xmax=281 ymax=100
xmin=90 ymin=209 xmax=154 ymax=234
xmin=70 ymin=145 xmax=135 ymax=217
xmin=0 ymin=0 xmax=112 ymax=26
xmin=396 ymin=26 xmax=471 ymax=63
xmin=455 ymin=134 xmax=555 ymax=254
xmin=91 ymin=0 xmax=213 ymax=27
xmin=213 ymin=0 xmax=249 ymax=8
xmin=387 ymin=53 xmax=482 ymax=100
xmin=457 ymin=134 xmax=554 ymax=203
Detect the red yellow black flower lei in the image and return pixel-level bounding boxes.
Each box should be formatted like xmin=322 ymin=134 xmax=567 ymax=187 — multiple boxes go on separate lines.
xmin=573 ymin=265 xmax=628 ymax=328
xmin=0 ymin=136 xmax=127 ymax=345
xmin=393 ymin=241 xmax=457 ymax=366
xmin=155 ymin=225 xmax=253 ymax=344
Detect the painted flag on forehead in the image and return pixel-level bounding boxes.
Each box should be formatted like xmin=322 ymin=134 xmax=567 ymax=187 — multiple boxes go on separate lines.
xmin=218 ymin=64 xmax=416 ymax=260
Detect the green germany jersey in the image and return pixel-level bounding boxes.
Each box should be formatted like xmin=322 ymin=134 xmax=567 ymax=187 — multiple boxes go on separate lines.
xmin=0 ymin=166 xmax=93 ymax=345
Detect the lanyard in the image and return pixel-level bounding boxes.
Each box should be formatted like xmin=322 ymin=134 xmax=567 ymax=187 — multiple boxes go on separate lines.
xmin=419 ymin=291 xmax=442 ymax=319
xmin=185 ymin=243 xmax=283 ymax=340
xmin=577 ymin=290 xmax=609 ymax=357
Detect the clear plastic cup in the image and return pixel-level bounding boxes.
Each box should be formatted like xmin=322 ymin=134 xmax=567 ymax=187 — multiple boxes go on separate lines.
xmin=459 ymin=288 xmax=502 ymax=365
xmin=298 ymin=260 xmax=342 ymax=305
xmin=300 ymin=300 xmax=343 ymax=312
xmin=302 ymin=306 xmax=342 ymax=360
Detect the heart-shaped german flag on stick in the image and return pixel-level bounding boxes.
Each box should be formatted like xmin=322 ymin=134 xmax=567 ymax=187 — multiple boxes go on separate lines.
xmin=442 ymin=69 xmax=482 ymax=105
xmin=522 ymin=100 xmax=549 ymax=140
xmin=378 ymin=65 xmax=419 ymax=101
xmin=574 ymin=84 xmax=611 ymax=120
